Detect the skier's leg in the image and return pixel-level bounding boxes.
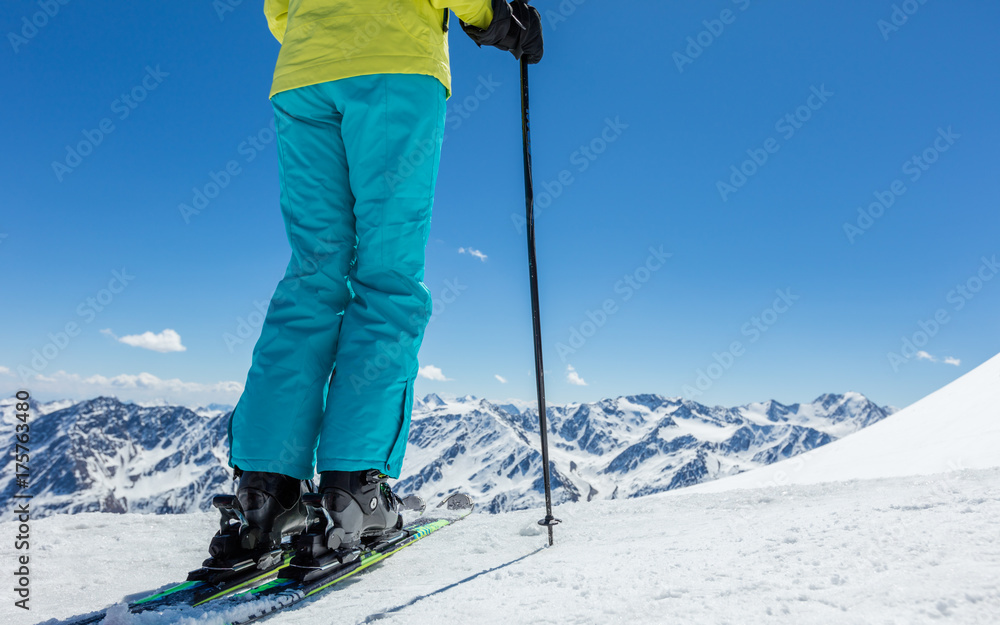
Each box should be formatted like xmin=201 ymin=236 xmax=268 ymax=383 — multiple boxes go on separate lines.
xmin=318 ymin=73 xmax=446 ymax=479
xmin=228 ymin=84 xmax=356 ymax=481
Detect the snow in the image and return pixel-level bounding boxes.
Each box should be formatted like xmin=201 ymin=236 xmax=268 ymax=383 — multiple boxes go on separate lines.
xmin=3 ymin=356 xmax=998 ymax=624
xmin=672 ymin=415 xmax=739 ymax=442
xmin=691 ymin=352 xmax=1000 ymax=493
xmin=3 ymin=470 xmax=999 ymax=624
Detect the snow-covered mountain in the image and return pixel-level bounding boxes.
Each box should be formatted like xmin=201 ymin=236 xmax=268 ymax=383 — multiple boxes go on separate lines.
xmin=691 ymin=351 xmax=1000 ymax=492
xmin=0 ymin=391 xmax=892 ymax=518
xmin=0 ymin=396 xmax=232 ymax=516
xmin=399 ymin=392 xmax=891 ymax=512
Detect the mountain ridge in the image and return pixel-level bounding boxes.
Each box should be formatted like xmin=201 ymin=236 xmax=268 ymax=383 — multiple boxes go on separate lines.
xmin=0 ymin=391 xmax=894 ymax=517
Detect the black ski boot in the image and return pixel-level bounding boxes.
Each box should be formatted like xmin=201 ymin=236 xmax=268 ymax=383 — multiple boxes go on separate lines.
xmin=319 ymin=469 xmax=404 ymax=548
xmin=234 ymin=470 xmax=312 ymax=550
xmin=286 ymin=470 xmax=408 ymax=581
xmin=190 ymin=470 xmax=312 ymax=581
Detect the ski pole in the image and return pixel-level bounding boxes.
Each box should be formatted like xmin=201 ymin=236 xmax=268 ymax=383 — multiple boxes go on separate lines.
xmin=517 ymin=0 xmax=559 ymax=546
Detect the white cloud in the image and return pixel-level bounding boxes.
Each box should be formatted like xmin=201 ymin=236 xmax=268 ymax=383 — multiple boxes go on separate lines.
xmin=117 ymin=329 xmax=187 ymax=353
xmin=100 ymin=328 xmax=117 ymax=339
xmin=5 ymin=370 xmax=243 ymax=406
xmin=566 ymin=365 xmax=587 ymax=386
xmin=418 ymin=365 xmax=452 ymax=382
xmin=0 ymin=366 xmax=12 ymax=376
xmin=494 ymin=374 xmax=508 ymax=384
xmin=915 ymin=351 xmax=961 ymax=366
xmin=35 ymin=370 xmax=238 ymax=392
xmin=458 ymin=247 xmax=488 ymax=262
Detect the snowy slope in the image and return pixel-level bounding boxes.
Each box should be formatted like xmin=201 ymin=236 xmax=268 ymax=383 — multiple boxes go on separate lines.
xmin=3 ymin=469 xmax=998 ymax=625
xmin=691 ymin=353 xmax=1000 ymax=493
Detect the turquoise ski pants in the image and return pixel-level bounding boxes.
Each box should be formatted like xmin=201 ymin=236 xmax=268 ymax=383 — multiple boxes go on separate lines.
xmin=228 ymin=73 xmax=445 ymax=480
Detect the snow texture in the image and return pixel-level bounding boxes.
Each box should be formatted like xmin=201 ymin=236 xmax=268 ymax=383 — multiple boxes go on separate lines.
xmin=2 ymin=470 xmax=998 ymax=624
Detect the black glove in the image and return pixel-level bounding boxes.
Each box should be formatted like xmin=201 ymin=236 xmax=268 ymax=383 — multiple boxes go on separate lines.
xmin=460 ymin=0 xmax=544 ymax=64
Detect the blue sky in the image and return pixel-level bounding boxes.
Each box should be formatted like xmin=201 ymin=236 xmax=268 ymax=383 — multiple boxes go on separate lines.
xmin=2 ymin=1 xmax=998 ymax=410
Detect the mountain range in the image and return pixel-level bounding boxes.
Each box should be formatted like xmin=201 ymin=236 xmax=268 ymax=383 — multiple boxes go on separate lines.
xmin=0 ymin=392 xmax=893 ymax=517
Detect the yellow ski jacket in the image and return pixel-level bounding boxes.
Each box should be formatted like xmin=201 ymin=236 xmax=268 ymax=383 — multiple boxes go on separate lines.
xmin=264 ymin=0 xmax=493 ymax=98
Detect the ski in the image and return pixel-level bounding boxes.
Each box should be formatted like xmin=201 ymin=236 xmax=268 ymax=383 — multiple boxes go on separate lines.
xmin=216 ymin=493 xmax=474 ymax=625
xmin=62 ymin=550 xmax=295 ymax=625
xmin=62 ymin=491 xmax=429 ymax=624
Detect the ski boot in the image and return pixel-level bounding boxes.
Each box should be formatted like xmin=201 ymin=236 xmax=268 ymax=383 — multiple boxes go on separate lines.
xmin=188 ymin=470 xmax=312 ymax=582
xmin=286 ymin=470 xmax=420 ymax=582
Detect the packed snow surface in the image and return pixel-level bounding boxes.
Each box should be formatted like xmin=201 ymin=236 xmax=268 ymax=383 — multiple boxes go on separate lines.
xmin=2 ymin=470 xmax=998 ymax=625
